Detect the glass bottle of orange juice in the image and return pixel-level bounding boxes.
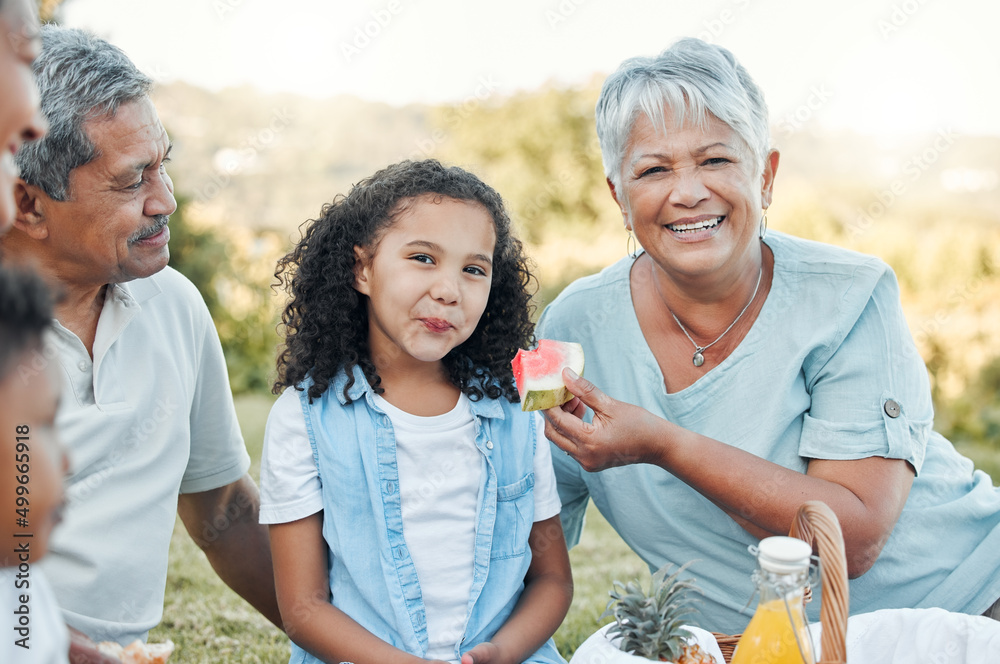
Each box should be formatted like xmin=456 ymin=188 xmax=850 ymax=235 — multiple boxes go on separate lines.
xmin=731 ymin=536 xmax=816 ymax=664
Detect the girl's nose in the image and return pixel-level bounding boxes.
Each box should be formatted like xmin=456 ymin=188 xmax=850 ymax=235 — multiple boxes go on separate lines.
xmin=430 ymin=274 xmax=460 ymax=304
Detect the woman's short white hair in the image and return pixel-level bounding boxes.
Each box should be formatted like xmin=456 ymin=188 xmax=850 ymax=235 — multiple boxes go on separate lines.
xmin=596 ymin=38 xmax=770 ymax=191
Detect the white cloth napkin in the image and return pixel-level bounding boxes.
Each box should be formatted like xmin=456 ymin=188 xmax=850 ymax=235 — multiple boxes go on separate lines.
xmin=570 ymin=623 xmax=726 ymax=664
xmin=808 ymin=607 xmax=1000 ymax=663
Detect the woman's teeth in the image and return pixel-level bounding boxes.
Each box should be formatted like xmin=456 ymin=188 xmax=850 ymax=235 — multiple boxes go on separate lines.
xmin=670 ymin=216 xmax=724 ymax=232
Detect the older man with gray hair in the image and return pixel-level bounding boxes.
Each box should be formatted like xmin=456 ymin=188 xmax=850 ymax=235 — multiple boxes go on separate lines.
xmin=2 ymin=25 xmax=281 ymax=659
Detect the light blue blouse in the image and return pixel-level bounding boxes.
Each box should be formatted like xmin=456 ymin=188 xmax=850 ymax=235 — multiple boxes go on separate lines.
xmin=537 ymin=230 xmax=1000 ymax=635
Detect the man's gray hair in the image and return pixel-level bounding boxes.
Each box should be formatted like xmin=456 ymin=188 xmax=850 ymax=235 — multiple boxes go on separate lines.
xmin=15 ymin=25 xmax=152 ymax=201
xmin=596 ymin=38 xmax=770 ymax=192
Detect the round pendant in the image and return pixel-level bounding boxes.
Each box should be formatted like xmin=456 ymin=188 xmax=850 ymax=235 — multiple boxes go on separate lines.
xmin=692 ymin=351 xmax=705 ymax=367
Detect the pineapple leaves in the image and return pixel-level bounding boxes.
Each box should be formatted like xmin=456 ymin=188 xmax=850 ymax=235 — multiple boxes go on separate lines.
xmin=600 ymin=562 xmax=703 ymax=662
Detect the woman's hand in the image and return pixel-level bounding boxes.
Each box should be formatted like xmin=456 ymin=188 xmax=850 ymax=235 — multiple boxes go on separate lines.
xmin=543 ymin=368 xmax=662 ymax=472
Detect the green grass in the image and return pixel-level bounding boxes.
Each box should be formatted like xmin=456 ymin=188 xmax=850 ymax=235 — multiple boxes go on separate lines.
xmin=149 ymin=393 xmax=288 ymax=663
xmin=552 ymin=507 xmax=650 ymax=658
xmin=150 ymin=394 xmax=999 ymax=662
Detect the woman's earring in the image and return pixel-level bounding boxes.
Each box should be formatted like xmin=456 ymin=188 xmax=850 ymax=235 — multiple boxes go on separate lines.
xmin=626 ymin=230 xmax=638 ymax=259
xmin=759 ymin=211 xmax=768 ymax=240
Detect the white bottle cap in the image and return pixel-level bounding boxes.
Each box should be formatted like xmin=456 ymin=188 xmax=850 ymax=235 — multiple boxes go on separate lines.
xmin=757 ymin=536 xmax=812 ymax=574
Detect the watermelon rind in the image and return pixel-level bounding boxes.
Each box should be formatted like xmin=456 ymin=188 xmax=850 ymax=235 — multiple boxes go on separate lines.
xmin=513 ymin=341 xmax=585 ymax=412
xmin=522 ymin=385 xmax=575 ymax=411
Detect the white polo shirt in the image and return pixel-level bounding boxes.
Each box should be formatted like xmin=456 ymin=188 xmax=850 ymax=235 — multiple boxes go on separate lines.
xmin=39 ymin=267 xmax=250 ymax=644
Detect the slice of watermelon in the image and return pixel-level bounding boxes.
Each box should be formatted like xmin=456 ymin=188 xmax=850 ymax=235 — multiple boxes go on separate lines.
xmin=511 ymin=339 xmax=585 ymax=411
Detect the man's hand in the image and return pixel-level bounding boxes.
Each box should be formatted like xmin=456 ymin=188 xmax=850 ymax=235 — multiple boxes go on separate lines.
xmin=68 ymin=626 xmax=121 ymax=664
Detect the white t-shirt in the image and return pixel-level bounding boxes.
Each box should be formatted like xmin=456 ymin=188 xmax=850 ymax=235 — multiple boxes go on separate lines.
xmin=1 ymin=566 xmax=70 ymax=663
xmin=39 ymin=267 xmax=250 ymax=644
xmin=260 ymin=389 xmax=561 ymax=660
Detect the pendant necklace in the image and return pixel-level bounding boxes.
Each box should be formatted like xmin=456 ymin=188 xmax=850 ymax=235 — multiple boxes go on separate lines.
xmin=660 ymin=265 xmax=763 ymax=367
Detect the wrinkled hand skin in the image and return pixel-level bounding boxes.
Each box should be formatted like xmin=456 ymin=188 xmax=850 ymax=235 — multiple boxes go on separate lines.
xmin=543 ymin=368 xmax=661 ymax=472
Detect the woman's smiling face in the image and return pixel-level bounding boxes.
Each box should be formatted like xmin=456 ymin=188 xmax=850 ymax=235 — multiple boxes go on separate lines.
xmin=615 ymin=111 xmax=777 ymax=281
xmin=0 ymin=0 xmax=45 ymax=233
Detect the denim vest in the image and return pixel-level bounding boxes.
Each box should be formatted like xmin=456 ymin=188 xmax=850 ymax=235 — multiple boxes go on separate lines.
xmin=290 ymin=366 xmax=564 ymax=664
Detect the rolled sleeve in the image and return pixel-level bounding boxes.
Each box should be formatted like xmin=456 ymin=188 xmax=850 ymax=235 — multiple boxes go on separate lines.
xmin=800 ymin=269 xmax=932 ymax=474
xmin=798 ymin=399 xmax=924 ymax=472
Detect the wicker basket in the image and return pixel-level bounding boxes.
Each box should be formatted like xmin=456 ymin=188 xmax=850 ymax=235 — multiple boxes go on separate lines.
xmin=712 ymin=501 xmax=849 ymax=663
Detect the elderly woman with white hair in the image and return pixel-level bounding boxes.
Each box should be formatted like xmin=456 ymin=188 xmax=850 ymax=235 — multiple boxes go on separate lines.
xmin=539 ymin=37 xmax=1000 ymax=635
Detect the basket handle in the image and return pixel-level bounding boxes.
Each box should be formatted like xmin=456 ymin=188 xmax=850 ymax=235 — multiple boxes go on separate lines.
xmin=788 ymin=501 xmax=849 ymax=664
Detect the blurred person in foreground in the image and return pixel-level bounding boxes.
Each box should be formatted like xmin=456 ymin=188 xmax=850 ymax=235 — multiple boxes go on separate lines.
xmin=1 ymin=25 xmax=281 ymax=660
xmin=0 ymin=265 xmax=70 ymax=663
xmin=539 ymin=37 xmax=1000 ymax=634
xmin=0 ymin=0 xmax=46 ymax=234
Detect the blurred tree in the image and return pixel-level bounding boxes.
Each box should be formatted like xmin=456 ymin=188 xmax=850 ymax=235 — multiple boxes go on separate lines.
xmin=37 ymin=0 xmax=64 ymax=22
xmin=433 ymin=80 xmax=615 ymax=245
xmin=167 ymin=197 xmax=282 ymax=394
xmin=939 ymin=354 xmax=1000 ymax=452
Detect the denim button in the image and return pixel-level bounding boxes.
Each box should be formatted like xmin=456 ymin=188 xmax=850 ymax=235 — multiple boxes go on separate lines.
xmin=485 ymin=440 xmax=494 ymax=450
xmin=386 ymin=482 xmax=395 ymax=494
xmin=884 ymin=399 xmax=901 ymax=418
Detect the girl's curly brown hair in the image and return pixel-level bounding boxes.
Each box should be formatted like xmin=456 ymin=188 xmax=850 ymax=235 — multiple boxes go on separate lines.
xmin=273 ymin=159 xmax=536 ymax=404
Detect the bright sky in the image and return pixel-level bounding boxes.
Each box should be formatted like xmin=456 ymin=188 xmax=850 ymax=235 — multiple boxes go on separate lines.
xmin=59 ymin=0 xmax=1000 ymax=137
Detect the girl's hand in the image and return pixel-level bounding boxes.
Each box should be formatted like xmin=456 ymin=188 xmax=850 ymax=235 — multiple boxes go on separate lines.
xmin=543 ymin=368 xmax=662 ymax=472
xmin=459 ymin=641 xmax=500 ymax=664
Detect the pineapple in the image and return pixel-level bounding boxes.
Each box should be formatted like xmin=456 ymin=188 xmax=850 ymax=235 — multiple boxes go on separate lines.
xmin=601 ymin=563 xmax=715 ymax=664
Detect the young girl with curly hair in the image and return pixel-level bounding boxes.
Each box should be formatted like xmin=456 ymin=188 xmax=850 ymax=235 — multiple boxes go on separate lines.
xmin=261 ymin=160 xmax=571 ymax=664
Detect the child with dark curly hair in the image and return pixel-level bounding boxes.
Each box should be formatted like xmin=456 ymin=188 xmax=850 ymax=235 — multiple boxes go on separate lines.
xmin=260 ymin=160 xmax=571 ymax=664
xmin=0 ymin=265 xmax=70 ymax=663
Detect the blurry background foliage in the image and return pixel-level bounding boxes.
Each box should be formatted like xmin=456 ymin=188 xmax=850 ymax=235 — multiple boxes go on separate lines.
xmin=30 ymin=2 xmax=1000 ymax=660
xmin=152 ymin=76 xmax=1000 ymax=478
